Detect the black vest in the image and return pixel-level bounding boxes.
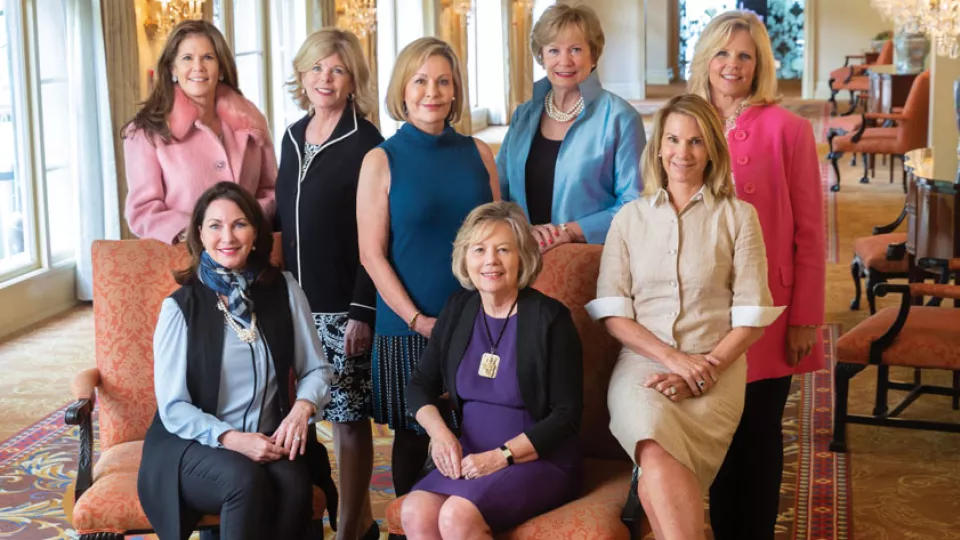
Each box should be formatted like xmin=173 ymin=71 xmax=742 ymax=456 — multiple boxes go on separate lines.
xmin=137 ymin=275 xmax=337 ymax=539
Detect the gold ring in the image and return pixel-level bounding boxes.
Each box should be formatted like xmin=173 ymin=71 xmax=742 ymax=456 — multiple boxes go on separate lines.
xmin=668 ymin=386 xmax=678 ymax=396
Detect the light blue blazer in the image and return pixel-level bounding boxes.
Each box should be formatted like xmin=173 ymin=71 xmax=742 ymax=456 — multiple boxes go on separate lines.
xmin=496 ymin=72 xmax=645 ymax=244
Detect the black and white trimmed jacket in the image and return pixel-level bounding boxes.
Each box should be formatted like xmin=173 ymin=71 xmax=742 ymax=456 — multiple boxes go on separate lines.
xmin=274 ymin=106 xmax=384 ymax=325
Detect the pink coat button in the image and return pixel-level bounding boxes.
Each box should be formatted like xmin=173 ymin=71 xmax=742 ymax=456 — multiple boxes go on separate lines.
xmin=737 ymin=156 xmax=749 ymax=165
xmin=743 ymin=182 xmax=756 ymax=194
xmin=733 ymin=130 xmax=748 ymax=141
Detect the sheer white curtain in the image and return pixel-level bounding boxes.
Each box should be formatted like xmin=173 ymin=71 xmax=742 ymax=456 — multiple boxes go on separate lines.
xmin=69 ymin=0 xmax=120 ymax=300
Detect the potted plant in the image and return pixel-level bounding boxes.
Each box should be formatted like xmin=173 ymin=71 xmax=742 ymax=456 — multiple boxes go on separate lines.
xmin=872 ymin=30 xmax=893 ymax=51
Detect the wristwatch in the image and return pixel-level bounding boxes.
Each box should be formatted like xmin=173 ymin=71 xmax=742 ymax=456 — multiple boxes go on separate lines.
xmin=499 ymin=444 xmax=515 ymax=466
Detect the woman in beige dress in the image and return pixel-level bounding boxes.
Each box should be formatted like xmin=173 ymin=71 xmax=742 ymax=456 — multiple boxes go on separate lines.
xmin=586 ymin=94 xmax=784 ymax=540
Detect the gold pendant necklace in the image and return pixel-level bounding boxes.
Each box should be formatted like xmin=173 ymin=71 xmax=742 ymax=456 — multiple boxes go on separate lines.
xmin=478 ymin=299 xmax=518 ymax=379
xmin=217 ymin=300 xmax=258 ymax=343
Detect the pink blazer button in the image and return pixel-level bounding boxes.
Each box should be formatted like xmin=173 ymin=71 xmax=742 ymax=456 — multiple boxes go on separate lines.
xmin=743 ymin=182 xmax=756 ymax=194
xmin=736 ymin=156 xmax=749 ymax=165
xmin=733 ymin=130 xmax=748 ymax=141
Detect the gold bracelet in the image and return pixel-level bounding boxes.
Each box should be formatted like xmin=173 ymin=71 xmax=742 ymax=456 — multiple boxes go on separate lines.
xmin=408 ymin=310 xmax=422 ymax=331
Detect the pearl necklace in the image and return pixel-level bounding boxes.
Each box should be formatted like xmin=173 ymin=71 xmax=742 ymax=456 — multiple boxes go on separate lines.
xmin=544 ymin=89 xmax=584 ymax=123
xmin=217 ymin=299 xmax=259 ymax=343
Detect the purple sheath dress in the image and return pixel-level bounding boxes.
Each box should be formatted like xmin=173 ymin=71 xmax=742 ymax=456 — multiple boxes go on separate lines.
xmin=412 ymin=311 xmax=581 ymax=532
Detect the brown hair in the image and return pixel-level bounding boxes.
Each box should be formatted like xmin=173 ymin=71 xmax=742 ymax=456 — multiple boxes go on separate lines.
xmin=384 ymin=37 xmax=464 ymax=123
xmin=174 ymin=182 xmax=277 ymax=285
xmin=530 ymin=3 xmax=605 ymax=67
xmin=124 ymin=20 xmax=240 ymax=144
xmin=451 ymin=202 xmax=543 ymax=290
xmin=641 ymin=94 xmax=734 ymax=198
xmin=287 ymin=28 xmax=376 ymax=117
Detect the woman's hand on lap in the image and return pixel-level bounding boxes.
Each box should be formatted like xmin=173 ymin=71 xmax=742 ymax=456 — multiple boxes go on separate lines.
xmin=220 ymin=431 xmax=285 ymax=463
xmin=461 ymin=449 xmax=508 ymax=480
xmin=644 ymin=372 xmax=694 ymax=402
xmin=430 ymin=428 xmax=463 ymax=479
xmin=272 ymin=399 xmax=315 ymax=460
xmin=661 ymin=352 xmax=719 ymax=396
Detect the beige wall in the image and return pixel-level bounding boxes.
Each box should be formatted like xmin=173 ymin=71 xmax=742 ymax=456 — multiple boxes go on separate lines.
xmin=928 ymin=54 xmax=960 ymax=180
xmin=646 ymin=0 xmax=672 ymax=85
xmin=573 ymin=0 xmax=646 ymax=100
xmin=812 ymin=0 xmax=890 ymax=99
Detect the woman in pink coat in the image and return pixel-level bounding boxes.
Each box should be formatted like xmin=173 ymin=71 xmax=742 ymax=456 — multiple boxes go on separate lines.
xmin=688 ymin=11 xmax=825 ymax=539
xmin=123 ymin=20 xmax=276 ymax=243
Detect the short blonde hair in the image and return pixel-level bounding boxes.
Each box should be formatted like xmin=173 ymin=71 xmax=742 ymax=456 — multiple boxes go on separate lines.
xmin=642 ymin=94 xmax=734 ymax=198
xmin=452 ymin=202 xmax=543 ymax=291
xmin=687 ymin=10 xmax=780 ymax=106
xmin=530 ymin=3 xmax=605 ymax=67
xmin=384 ymin=37 xmax=464 ymax=123
xmin=287 ymin=28 xmax=375 ymax=117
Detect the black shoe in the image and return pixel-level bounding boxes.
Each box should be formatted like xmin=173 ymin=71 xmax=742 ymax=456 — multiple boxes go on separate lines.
xmin=361 ymin=521 xmax=381 ymax=540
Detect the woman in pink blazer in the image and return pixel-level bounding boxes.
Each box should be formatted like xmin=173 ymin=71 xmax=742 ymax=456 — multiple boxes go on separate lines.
xmin=688 ymin=11 xmax=825 ymax=539
xmin=124 ymin=20 xmax=276 ymax=243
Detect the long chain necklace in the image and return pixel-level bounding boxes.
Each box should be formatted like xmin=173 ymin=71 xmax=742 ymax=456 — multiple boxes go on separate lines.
xmin=723 ymin=100 xmax=748 ymax=137
xmin=544 ymin=88 xmax=584 ymax=123
xmin=477 ymin=299 xmax=518 ymax=379
xmin=217 ymin=299 xmax=259 ymax=343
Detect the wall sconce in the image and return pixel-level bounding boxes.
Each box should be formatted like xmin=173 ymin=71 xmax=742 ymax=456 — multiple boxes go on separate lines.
xmin=144 ymin=0 xmax=205 ymax=42
xmin=451 ymin=0 xmax=472 ymax=17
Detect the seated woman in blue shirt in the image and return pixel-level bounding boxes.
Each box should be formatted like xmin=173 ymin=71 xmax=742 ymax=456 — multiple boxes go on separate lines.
xmin=497 ymin=3 xmax=645 ymax=251
xmin=137 ymin=182 xmax=335 ymax=540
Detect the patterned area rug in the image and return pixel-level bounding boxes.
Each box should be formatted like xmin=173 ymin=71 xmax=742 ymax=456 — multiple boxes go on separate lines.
xmin=0 ymin=326 xmax=850 ymax=540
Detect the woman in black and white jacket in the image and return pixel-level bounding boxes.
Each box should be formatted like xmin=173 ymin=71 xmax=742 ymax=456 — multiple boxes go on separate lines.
xmin=274 ymin=28 xmax=383 ymax=540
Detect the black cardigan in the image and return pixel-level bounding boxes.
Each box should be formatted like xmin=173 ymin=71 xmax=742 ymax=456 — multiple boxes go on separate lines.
xmin=274 ymin=107 xmax=383 ymax=324
xmin=406 ymin=287 xmax=584 ymax=456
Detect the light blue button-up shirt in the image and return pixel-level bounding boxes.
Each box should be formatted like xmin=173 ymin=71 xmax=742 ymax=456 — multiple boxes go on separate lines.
xmin=154 ymin=272 xmax=332 ymax=448
xmin=497 ymin=72 xmax=645 ymax=244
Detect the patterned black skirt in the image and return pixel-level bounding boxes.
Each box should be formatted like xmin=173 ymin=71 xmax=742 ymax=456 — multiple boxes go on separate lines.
xmin=371 ymin=333 xmax=428 ymax=434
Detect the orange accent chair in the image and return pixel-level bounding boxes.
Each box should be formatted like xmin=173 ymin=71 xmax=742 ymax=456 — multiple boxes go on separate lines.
xmin=826 ymin=70 xmax=930 ymax=192
xmin=63 ymin=236 xmax=331 ymax=539
xmin=827 ymin=40 xmax=893 ymax=116
xmin=850 ymin=208 xmax=909 ymax=314
xmin=384 ymin=244 xmax=644 ymax=539
xmin=831 ymin=257 xmax=960 ymax=453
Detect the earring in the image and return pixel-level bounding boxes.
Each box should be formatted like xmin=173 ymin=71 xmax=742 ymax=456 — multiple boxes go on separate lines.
xmin=302 ymin=88 xmax=307 ymax=95
xmin=172 ymin=75 xmax=178 ymax=83
xmin=349 ymin=92 xmax=355 ymax=101
xmin=219 ymin=75 xmax=224 ymax=82
xmin=401 ymin=102 xmax=408 ymax=116
xmin=252 ymin=245 xmax=257 ymax=251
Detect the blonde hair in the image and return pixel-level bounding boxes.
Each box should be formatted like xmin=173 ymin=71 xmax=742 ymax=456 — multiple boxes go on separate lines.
xmin=687 ymin=10 xmax=780 ymax=106
xmin=384 ymin=37 xmax=464 ymax=123
xmin=641 ymin=94 xmax=734 ymax=198
xmin=452 ymin=202 xmax=543 ymax=291
xmin=287 ymin=28 xmax=375 ymax=117
xmin=530 ymin=3 xmax=605 ymax=67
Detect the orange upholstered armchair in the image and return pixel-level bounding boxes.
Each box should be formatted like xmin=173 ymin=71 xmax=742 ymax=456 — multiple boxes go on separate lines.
xmin=384 ymin=244 xmax=639 ymax=540
xmin=827 ymin=70 xmax=930 ymax=192
xmin=831 ymin=257 xmax=960 ymax=453
xmin=63 ymin=236 xmax=330 ymax=539
xmin=828 ymin=39 xmax=893 ymax=116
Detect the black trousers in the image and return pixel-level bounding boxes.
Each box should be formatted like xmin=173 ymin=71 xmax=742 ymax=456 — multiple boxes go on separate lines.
xmin=180 ymin=442 xmax=313 ymax=540
xmin=709 ymin=375 xmax=793 ymax=540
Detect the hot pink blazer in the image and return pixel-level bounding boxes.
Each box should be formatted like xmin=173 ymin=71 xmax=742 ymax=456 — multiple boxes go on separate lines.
xmin=123 ymin=86 xmax=277 ymax=243
xmin=729 ymin=104 xmax=826 ymax=382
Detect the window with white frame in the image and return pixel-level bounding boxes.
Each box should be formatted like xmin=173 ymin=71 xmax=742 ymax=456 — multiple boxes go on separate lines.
xmin=214 ymin=0 xmax=308 ymax=139
xmin=465 ymin=0 xmax=506 ymax=128
xmin=0 ymin=0 xmax=82 ymax=283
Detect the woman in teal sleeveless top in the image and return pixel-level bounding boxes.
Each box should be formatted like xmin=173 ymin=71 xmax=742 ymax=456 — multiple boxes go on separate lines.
xmin=357 ymin=37 xmax=498 ymax=496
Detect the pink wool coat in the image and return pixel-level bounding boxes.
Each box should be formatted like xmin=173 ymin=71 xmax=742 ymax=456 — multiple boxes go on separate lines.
xmin=729 ymin=104 xmax=826 ymax=382
xmin=123 ymin=86 xmax=277 ymax=243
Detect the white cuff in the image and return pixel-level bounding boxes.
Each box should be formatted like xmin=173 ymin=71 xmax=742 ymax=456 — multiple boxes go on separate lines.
xmin=586 ymin=297 xmax=635 ymax=321
xmin=731 ymin=305 xmax=786 ymax=328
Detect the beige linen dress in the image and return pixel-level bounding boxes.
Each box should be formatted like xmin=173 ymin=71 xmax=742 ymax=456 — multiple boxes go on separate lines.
xmin=586 ymin=187 xmax=784 ymax=491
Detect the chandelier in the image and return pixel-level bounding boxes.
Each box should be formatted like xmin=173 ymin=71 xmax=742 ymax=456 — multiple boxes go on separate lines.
xmin=144 ymin=0 xmax=205 ymax=41
xmin=870 ymin=0 xmax=960 ymax=58
xmin=340 ymin=0 xmax=377 ymax=38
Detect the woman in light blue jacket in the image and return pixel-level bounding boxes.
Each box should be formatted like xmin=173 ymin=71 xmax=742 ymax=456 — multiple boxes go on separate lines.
xmin=497 ymin=3 xmax=644 ymax=249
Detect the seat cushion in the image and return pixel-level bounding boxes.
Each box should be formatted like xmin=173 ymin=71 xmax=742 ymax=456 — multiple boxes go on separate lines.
xmin=836 ymin=306 xmax=960 ymax=369
xmin=827 ymin=115 xmax=863 ymax=132
xmin=853 ymin=233 xmax=908 ymax=274
xmin=73 ymin=439 xmax=328 ymax=534
xmin=833 ymin=127 xmax=899 ymax=153
xmin=387 ymin=459 xmax=632 ymax=539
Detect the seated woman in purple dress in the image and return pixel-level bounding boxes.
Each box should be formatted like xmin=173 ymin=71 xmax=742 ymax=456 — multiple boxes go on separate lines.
xmin=401 ymin=201 xmax=584 ymax=538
